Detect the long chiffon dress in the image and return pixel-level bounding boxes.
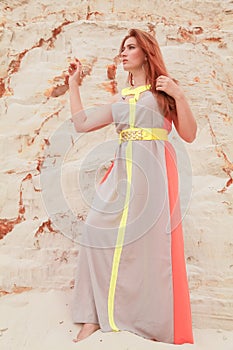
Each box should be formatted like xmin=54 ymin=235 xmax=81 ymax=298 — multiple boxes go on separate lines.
xmin=72 ymin=85 xmax=194 ymax=344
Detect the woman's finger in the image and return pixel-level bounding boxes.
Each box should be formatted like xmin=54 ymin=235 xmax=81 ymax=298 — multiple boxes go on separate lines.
xmin=68 ymin=60 xmax=83 ymax=76
xmin=69 ymin=63 xmax=76 ymax=72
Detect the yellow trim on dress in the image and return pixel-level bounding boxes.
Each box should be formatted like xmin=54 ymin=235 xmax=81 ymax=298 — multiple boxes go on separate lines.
xmin=108 ymin=85 xmax=159 ymax=331
xmin=108 ymin=138 xmax=133 ymax=331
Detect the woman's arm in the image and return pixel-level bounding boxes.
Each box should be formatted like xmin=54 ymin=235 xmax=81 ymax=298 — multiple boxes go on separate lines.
xmin=156 ymin=75 xmax=197 ymax=143
xmin=68 ymin=58 xmax=113 ymax=133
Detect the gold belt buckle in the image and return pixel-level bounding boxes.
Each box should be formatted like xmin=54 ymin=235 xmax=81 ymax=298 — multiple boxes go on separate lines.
xmin=121 ymin=128 xmax=143 ymax=141
xmin=120 ymin=127 xmax=167 ymax=143
xmin=134 ymin=128 xmax=143 ymax=140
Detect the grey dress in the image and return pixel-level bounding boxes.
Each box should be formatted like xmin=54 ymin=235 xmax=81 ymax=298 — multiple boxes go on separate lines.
xmin=72 ymin=86 xmax=194 ymax=344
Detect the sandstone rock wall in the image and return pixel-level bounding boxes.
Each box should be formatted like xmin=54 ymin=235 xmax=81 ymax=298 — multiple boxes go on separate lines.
xmin=0 ymin=0 xmax=233 ymax=330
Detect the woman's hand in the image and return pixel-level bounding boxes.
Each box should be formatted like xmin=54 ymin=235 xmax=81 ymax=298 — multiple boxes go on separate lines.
xmin=156 ymin=75 xmax=183 ymax=100
xmin=68 ymin=57 xmax=83 ymax=86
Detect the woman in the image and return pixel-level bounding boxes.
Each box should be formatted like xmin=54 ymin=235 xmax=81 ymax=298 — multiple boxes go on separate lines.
xmin=68 ymin=28 xmax=197 ymax=344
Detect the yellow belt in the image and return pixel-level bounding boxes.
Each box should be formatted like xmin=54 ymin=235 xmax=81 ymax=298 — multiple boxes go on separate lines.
xmin=119 ymin=127 xmax=168 ymax=143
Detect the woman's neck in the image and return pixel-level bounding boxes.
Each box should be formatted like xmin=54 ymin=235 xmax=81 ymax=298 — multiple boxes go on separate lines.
xmin=130 ymin=70 xmax=147 ymax=88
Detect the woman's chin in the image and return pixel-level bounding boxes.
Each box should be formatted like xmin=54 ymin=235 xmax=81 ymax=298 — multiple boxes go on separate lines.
xmin=122 ymin=64 xmax=130 ymax=71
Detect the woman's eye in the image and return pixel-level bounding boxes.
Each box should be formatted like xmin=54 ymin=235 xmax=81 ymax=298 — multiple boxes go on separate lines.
xmin=121 ymin=45 xmax=135 ymax=53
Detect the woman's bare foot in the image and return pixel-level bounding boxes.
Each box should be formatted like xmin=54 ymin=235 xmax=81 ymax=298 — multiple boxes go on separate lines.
xmin=73 ymin=323 xmax=100 ymax=342
xmin=150 ymin=337 xmax=158 ymax=342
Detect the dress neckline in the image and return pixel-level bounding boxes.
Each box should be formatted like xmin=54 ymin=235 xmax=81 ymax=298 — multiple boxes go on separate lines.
xmin=122 ymin=84 xmax=151 ymax=95
xmin=121 ymin=84 xmax=151 ymax=102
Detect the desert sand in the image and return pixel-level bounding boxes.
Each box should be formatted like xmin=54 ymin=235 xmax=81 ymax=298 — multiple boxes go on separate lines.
xmin=0 ymin=0 xmax=233 ymax=349
xmin=1 ymin=289 xmax=233 ymax=350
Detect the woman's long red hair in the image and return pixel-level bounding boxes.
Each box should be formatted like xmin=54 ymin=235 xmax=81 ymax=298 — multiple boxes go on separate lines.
xmin=119 ymin=28 xmax=177 ymax=117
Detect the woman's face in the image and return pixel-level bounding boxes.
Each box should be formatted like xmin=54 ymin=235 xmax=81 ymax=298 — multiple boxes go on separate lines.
xmin=120 ymin=37 xmax=146 ymax=72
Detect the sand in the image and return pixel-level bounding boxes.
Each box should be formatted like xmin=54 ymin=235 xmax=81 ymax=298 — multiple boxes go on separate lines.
xmin=0 ymin=289 xmax=233 ymax=350
xmin=0 ymin=1 xmax=233 ymax=349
